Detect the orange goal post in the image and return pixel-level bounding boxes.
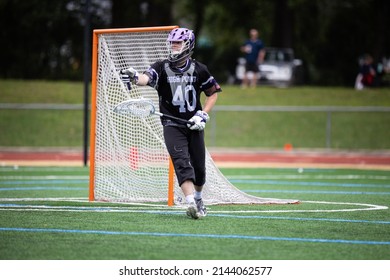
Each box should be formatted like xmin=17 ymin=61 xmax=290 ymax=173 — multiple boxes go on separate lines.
xmin=89 ymin=26 xmax=298 ymax=206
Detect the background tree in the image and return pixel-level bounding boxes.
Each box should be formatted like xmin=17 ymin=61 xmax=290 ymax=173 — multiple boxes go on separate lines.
xmin=0 ymin=0 xmax=388 ymax=85
xmin=111 ymin=0 xmax=173 ymax=28
xmin=0 ymin=0 xmax=109 ymax=79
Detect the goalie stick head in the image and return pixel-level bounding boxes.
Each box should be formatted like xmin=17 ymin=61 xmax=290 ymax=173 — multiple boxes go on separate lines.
xmin=166 ymin=28 xmax=195 ymax=66
xmin=113 ymin=99 xmax=156 ymax=118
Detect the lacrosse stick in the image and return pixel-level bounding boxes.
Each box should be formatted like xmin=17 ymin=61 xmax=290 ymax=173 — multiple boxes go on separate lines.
xmin=113 ymin=98 xmax=194 ymax=125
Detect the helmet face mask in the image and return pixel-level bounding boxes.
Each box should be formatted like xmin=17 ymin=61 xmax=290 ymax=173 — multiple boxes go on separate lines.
xmin=169 ymin=41 xmax=185 ymax=56
xmin=167 ymin=28 xmax=195 ymax=66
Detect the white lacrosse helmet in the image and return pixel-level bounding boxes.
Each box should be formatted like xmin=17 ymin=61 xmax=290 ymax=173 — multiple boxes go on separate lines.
xmin=166 ymin=28 xmax=195 ymax=65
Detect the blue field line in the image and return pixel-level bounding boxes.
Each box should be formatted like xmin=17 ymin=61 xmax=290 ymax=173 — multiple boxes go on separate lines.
xmin=229 ymin=179 xmax=390 ymax=188
xmin=0 ymin=227 xmax=389 ymax=245
xmin=0 ymin=180 xmax=88 ymax=185
xmin=1 ymin=204 xmax=389 ymax=225
xmin=0 ymin=187 xmax=86 ymax=191
xmin=0 ymin=167 xmax=87 ymax=172
xmin=245 ymin=189 xmax=390 ymax=195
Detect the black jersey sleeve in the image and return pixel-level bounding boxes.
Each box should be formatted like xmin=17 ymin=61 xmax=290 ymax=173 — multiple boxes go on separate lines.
xmin=144 ymin=60 xmax=165 ymax=89
xmin=196 ymin=61 xmax=222 ymax=96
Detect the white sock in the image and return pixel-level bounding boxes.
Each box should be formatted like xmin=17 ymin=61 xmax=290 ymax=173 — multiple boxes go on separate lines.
xmin=185 ymin=195 xmax=195 ymax=204
xmin=194 ymin=191 xmax=202 ymax=200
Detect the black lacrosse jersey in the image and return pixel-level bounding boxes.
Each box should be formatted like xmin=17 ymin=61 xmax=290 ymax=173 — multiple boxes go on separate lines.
xmin=144 ymin=59 xmax=221 ymax=123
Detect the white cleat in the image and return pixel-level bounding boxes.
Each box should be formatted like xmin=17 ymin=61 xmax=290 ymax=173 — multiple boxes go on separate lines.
xmin=186 ymin=202 xmax=200 ymax=219
xmin=195 ymin=198 xmax=207 ymax=218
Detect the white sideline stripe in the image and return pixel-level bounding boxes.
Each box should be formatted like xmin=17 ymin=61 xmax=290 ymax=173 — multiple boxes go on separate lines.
xmin=226 ymin=174 xmax=390 ymax=180
xmin=0 ymin=198 xmax=387 ymax=213
xmin=0 ymin=197 xmax=181 ymax=209
xmin=211 ymin=201 xmax=388 ymax=213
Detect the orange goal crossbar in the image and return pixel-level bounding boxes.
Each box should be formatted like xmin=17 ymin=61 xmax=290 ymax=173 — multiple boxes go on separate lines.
xmin=89 ymin=26 xmax=178 ymax=205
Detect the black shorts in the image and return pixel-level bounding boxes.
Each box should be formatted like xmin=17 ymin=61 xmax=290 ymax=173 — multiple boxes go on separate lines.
xmin=163 ymin=125 xmax=206 ymax=186
xmin=245 ymin=62 xmax=259 ymax=73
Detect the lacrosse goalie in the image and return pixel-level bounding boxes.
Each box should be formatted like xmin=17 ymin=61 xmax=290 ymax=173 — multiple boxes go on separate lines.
xmin=120 ymin=27 xmax=221 ymax=219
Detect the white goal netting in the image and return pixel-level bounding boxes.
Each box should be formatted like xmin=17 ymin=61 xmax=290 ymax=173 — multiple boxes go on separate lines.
xmin=90 ymin=26 xmax=298 ymax=205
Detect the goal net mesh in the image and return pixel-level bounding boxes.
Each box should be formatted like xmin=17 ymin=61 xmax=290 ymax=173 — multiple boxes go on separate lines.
xmin=91 ymin=27 xmax=298 ymax=205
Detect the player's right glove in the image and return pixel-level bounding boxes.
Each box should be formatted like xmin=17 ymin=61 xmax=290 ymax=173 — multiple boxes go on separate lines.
xmin=119 ymin=67 xmax=139 ymax=90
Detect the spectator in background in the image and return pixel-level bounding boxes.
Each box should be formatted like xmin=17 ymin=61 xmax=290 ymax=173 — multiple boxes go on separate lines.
xmin=240 ymin=28 xmax=265 ymax=88
xmin=355 ymin=54 xmax=376 ymax=90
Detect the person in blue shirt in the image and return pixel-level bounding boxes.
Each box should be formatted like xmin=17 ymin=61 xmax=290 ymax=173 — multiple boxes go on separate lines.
xmin=355 ymin=54 xmax=377 ymax=90
xmin=240 ymin=29 xmax=265 ymax=88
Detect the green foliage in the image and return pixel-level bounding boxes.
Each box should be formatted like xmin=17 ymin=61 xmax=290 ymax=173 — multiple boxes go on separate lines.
xmin=0 ymin=0 xmax=108 ymax=79
xmin=179 ymin=0 xmax=390 ymax=85
xmin=1 ymin=0 xmax=389 ymax=85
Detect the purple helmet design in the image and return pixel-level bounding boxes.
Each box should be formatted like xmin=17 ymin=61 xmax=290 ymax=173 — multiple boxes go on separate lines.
xmin=166 ymin=28 xmax=195 ymax=64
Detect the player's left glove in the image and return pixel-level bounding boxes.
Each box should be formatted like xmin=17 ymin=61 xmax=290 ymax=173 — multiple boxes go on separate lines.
xmin=187 ymin=110 xmax=210 ymax=131
xmin=119 ymin=67 xmax=139 ymax=90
